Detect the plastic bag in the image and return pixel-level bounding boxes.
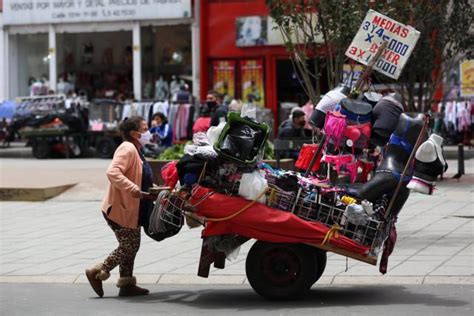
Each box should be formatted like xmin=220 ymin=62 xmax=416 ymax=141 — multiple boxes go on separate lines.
xmin=238 ymin=171 xmax=267 ymax=203
xmin=161 ymin=161 xmax=179 ymax=189
xmin=241 ymin=103 xmax=257 ymax=120
xmin=344 ymin=204 xmax=369 ymax=226
xmin=221 ymin=123 xmax=264 ymax=161
xmin=207 ymin=122 xmax=226 ymax=146
xmin=192 ymin=132 xmax=211 ymax=146
xmin=184 ymin=144 xmax=217 ymax=159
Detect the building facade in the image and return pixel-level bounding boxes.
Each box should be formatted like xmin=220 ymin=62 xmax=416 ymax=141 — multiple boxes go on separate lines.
xmin=1 ymin=0 xmax=200 ymax=101
xmin=199 ymin=0 xmax=326 ymax=126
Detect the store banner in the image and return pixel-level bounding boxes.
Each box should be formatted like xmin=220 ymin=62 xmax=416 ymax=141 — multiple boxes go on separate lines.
xmin=3 ymin=0 xmax=191 ymax=25
xmin=460 ymin=60 xmax=474 ymax=97
xmin=241 ymin=59 xmax=264 ymax=107
xmin=345 ymin=9 xmax=420 ymax=79
xmin=212 ymin=60 xmax=236 ymax=103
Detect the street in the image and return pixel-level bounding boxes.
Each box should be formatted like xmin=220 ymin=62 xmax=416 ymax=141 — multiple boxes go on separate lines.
xmin=0 ymin=284 xmax=472 ymax=316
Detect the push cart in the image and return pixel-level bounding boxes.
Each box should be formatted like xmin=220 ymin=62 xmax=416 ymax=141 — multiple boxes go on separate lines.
xmin=153 ymin=184 xmax=394 ymax=301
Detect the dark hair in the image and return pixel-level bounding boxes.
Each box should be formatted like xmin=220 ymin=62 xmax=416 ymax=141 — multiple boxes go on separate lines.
xmin=119 ymin=116 xmax=145 ymax=141
xmin=207 ymin=90 xmax=222 ymax=101
xmin=152 ymin=112 xmax=167 ymax=124
xmin=292 ymin=109 xmax=305 ymax=120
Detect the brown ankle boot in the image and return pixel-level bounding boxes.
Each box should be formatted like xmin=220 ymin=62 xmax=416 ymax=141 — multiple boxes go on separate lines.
xmin=85 ymin=264 xmax=110 ymax=298
xmin=117 ymin=277 xmax=149 ymax=297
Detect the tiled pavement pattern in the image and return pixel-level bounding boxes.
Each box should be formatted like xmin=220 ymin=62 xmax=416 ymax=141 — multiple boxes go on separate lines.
xmin=0 ymin=158 xmax=472 ymax=284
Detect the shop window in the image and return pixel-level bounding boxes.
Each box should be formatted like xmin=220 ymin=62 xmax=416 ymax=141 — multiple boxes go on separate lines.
xmin=56 ymin=31 xmax=133 ymax=99
xmin=141 ymin=25 xmax=192 ymax=101
xmin=14 ymin=34 xmax=49 ymax=97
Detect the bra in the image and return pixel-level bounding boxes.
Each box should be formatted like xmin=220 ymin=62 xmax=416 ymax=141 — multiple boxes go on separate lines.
xmin=345 ymin=122 xmax=372 ymax=150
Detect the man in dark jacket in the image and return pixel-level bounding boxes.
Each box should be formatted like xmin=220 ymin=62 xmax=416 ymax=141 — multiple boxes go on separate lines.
xmin=208 ymin=90 xmax=228 ymax=127
xmin=278 ymin=109 xmax=307 ymax=139
xmin=277 ymin=110 xmax=308 ymax=159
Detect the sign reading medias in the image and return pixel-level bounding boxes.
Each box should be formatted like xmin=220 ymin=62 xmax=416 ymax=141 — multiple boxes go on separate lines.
xmin=3 ymin=0 xmax=191 ymax=25
xmin=345 ymin=9 xmax=420 ymax=80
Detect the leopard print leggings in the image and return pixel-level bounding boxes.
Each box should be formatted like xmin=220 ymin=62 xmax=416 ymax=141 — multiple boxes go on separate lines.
xmin=101 ymin=223 xmax=141 ymax=277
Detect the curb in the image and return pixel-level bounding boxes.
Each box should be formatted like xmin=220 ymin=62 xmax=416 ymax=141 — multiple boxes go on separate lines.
xmin=1 ymin=275 xmax=473 ymax=285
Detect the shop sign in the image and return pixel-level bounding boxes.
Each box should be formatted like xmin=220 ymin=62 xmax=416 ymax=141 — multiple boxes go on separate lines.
xmin=345 ymin=9 xmax=420 ymax=79
xmin=241 ymin=59 xmax=265 ymax=107
xmin=460 ymin=60 xmax=474 ymax=97
xmin=212 ymin=60 xmax=236 ymax=104
xmin=3 ymin=0 xmax=191 ymax=25
xmin=342 ymin=64 xmax=364 ymax=88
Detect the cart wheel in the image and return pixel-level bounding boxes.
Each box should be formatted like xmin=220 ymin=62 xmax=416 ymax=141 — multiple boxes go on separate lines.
xmin=96 ymin=137 xmax=117 ymax=158
xmin=32 ymin=140 xmax=51 ymax=159
xmin=246 ymin=241 xmax=317 ymax=300
xmin=311 ymin=249 xmax=327 ymax=285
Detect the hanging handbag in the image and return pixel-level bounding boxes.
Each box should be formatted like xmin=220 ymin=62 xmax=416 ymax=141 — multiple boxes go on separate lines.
xmin=295 ymin=143 xmax=322 ymax=172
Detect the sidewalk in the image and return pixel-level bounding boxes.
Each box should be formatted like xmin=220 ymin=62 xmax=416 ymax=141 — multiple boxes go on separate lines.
xmin=0 ymin=158 xmax=472 ymax=285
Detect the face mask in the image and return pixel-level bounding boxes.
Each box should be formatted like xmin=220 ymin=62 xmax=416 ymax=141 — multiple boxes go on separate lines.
xmin=138 ymin=131 xmax=152 ymax=145
xmin=207 ymin=100 xmax=217 ymax=109
xmin=298 ymin=121 xmax=306 ymax=128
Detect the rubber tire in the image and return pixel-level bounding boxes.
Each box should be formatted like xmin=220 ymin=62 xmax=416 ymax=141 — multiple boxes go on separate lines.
xmin=311 ymin=249 xmax=327 ymax=285
xmin=246 ymin=241 xmax=317 ymax=300
xmin=96 ymin=137 xmax=117 ymax=159
xmin=32 ymin=140 xmax=51 ymax=159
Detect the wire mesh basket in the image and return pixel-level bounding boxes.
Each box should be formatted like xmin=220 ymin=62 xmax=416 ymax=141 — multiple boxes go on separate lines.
xmin=149 ymin=191 xmax=185 ymax=234
xmin=294 ymin=192 xmax=387 ymax=253
xmin=266 ymin=183 xmax=389 ymax=255
xmin=159 ymin=194 xmax=186 ymax=228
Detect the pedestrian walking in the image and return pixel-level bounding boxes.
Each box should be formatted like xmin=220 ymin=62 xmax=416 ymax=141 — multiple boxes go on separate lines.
xmin=85 ymin=116 xmax=154 ymax=297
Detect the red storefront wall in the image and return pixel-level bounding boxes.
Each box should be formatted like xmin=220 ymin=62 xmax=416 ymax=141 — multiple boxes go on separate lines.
xmin=200 ymin=0 xmax=290 ymax=117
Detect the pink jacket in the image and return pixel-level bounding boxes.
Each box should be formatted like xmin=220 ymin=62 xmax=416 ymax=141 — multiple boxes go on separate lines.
xmin=101 ymin=141 xmax=143 ymax=229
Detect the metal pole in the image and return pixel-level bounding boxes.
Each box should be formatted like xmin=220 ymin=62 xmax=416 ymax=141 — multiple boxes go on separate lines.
xmin=132 ymin=22 xmax=142 ymax=101
xmin=304 ymin=134 xmax=326 ymax=177
xmin=48 ymin=25 xmax=57 ymax=93
xmin=351 ymin=41 xmax=388 ymax=97
xmin=458 ymin=143 xmax=465 ymax=175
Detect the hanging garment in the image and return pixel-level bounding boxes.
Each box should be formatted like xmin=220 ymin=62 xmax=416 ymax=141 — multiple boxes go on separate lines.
xmin=345 ymin=122 xmax=371 ymax=151
xmin=323 ymin=111 xmax=347 ymax=149
xmin=295 ymin=144 xmax=322 ymax=172
xmin=310 ymin=86 xmax=349 ymax=129
xmin=301 ymin=102 xmax=315 ymax=130
xmin=153 ymin=101 xmax=169 ymax=117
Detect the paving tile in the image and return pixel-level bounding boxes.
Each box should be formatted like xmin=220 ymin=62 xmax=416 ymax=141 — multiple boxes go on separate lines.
xmin=429 ymin=266 xmax=473 ymax=276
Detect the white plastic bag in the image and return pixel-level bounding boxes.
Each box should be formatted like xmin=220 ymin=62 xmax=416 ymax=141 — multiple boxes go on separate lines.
xmin=238 ymin=171 xmax=268 ymax=203
xmin=241 ymin=103 xmax=257 ymax=120
xmin=207 ymin=121 xmax=226 ymax=146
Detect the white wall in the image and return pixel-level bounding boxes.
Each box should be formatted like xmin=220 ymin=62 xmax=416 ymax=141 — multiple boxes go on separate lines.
xmin=0 ymin=13 xmax=5 ymax=100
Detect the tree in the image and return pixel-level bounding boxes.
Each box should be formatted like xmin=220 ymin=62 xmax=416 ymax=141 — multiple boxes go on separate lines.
xmin=266 ymin=0 xmax=473 ymax=112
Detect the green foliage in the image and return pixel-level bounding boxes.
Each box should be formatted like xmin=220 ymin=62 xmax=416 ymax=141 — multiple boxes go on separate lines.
xmin=157 ymin=143 xmax=187 ymax=160
xmin=264 ymin=140 xmax=275 ymax=160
